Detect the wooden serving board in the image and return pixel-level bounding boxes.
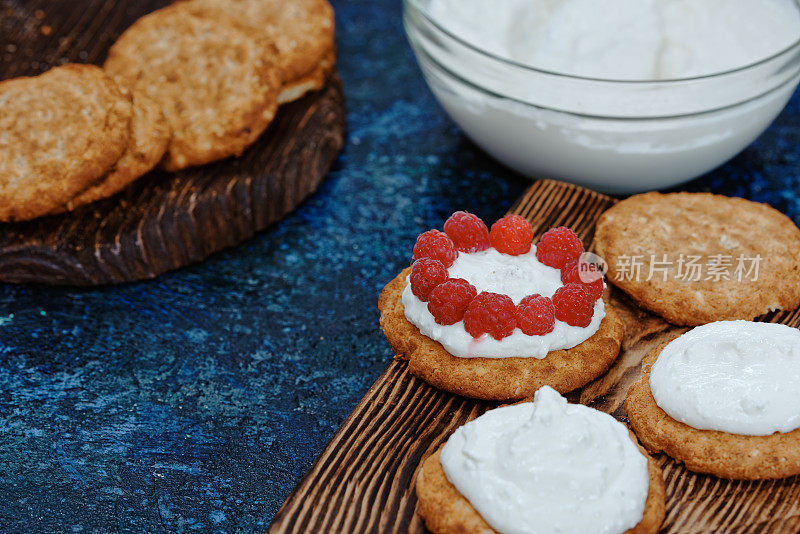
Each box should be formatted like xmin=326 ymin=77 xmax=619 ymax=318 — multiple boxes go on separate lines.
xmin=0 ymin=0 xmax=345 ymax=285
xmin=270 ymin=180 xmax=800 ymax=533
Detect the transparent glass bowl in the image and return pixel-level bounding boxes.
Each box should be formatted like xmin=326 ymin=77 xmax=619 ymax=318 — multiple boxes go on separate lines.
xmin=404 ymin=0 xmax=800 ymax=193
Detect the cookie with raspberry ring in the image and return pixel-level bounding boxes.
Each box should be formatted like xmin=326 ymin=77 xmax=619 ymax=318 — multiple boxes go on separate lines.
xmin=379 ymin=214 xmax=624 ymax=401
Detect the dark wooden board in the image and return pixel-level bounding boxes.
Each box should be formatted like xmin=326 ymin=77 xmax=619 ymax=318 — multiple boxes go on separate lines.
xmin=270 ymin=180 xmax=800 ymax=533
xmin=0 ymin=0 xmax=345 ymax=285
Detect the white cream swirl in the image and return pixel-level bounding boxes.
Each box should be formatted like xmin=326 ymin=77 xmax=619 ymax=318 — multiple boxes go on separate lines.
xmin=650 ymin=320 xmax=800 ymax=436
xmin=440 ymin=386 xmax=650 ymax=534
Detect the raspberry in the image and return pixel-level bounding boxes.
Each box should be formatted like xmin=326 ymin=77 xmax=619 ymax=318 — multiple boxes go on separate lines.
xmin=552 ymin=283 xmax=595 ymax=327
xmin=427 ymin=278 xmax=477 ymax=325
xmin=413 ymin=229 xmax=458 ymax=267
xmin=444 ymin=211 xmax=490 ymax=253
xmin=561 ymin=259 xmax=604 ymax=301
xmin=515 ymin=294 xmax=556 ymax=336
xmin=535 ymin=227 xmax=585 ymax=269
xmin=410 ymin=258 xmax=448 ymax=301
xmin=489 ymin=215 xmax=534 ymax=256
xmin=463 ymin=292 xmax=517 ymax=340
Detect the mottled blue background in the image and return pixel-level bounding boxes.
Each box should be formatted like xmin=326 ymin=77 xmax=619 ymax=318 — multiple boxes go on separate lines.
xmin=1 ymin=0 xmax=799 ymax=532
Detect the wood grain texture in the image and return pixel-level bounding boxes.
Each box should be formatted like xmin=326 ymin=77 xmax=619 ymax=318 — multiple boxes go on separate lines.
xmin=270 ymin=179 xmax=800 ymax=534
xmin=0 ymin=0 xmax=345 ymax=285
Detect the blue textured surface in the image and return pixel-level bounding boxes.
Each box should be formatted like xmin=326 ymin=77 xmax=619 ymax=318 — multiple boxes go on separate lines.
xmin=1 ymin=0 xmax=799 ymax=531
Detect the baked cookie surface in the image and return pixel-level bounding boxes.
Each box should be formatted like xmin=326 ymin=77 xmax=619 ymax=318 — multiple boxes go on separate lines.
xmin=58 ymin=91 xmax=170 ymax=212
xmin=416 ymin=446 xmax=665 ymax=534
xmin=626 ymin=344 xmax=800 ymax=480
xmin=595 ymin=192 xmax=800 ymax=326
xmin=0 ymin=64 xmax=131 ymax=222
xmin=177 ymin=0 xmax=336 ymax=103
xmin=378 ymin=267 xmax=624 ymax=400
xmin=104 ymin=5 xmax=281 ymax=171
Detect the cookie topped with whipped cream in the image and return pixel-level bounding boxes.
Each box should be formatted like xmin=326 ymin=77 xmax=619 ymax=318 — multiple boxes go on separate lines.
xmin=378 ymin=211 xmax=624 ymax=400
xmin=626 ymin=320 xmax=800 ymax=479
xmin=415 ymin=386 xmax=666 ymax=534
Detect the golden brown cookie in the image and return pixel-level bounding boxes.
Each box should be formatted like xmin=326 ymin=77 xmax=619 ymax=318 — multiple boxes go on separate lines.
xmin=104 ymin=5 xmax=281 ymax=171
xmin=276 ymin=48 xmax=336 ymax=104
xmin=595 ymin=192 xmax=800 ymax=326
xmin=416 ymin=445 xmax=665 ymax=534
xmin=177 ymin=0 xmax=336 ymax=103
xmin=626 ymin=344 xmax=800 ymax=480
xmin=0 ymin=63 xmax=131 ymax=222
xmin=56 ymin=91 xmax=170 ymax=212
xmin=378 ymin=268 xmax=625 ymax=401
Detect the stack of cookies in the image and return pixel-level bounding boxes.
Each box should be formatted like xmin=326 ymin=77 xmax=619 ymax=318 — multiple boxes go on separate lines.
xmin=0 ymin=0 xmax=335 ymax=222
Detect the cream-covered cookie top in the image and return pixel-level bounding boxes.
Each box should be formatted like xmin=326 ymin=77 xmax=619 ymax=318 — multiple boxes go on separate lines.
xmin=440 ymin=386 xmax=649 ymax=534
xmin=650 ymin=320 xmax=800 ymax=436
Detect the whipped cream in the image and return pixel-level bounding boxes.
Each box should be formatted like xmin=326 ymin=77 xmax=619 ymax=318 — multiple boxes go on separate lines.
xmin=440 ymin=386 xmax=650 ymax=534
xmin=650 ymin=321 xmax=800 ymax=436
xmin=412 ymin=0 xmax=800 ymax=193
xmin=429 ymin=0 xmax=800 ymax=80
xmin=402 ymin=247 xmax=605 ymax=358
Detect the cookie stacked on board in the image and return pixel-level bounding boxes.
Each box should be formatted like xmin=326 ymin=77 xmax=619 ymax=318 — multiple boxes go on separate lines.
xmin=595 ymin=192 xmax=800 ymax=325
xmin=0 ymin=64 xmax=134 ymax=222
xmin=0 ymin=0 xmax=335 ymax=222
xmin=379 ymin=193 xmax=800 ymax=533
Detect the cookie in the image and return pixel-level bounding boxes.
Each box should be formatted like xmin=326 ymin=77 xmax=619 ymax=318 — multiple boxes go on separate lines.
xmin=595 ymin=192 xmax=800 ymax=326
xmin=416 ymin=445 xmax=665 ymax=534
xmin=276 ymin=48 xmax=336 ymax=104
xmin=104 ymin=5 xmax=281 ymax=171
xmin=56 ymin=91 xmax=170 ymax=212
xmin=0 ymin=63 xmax=131 ymax=222
xmin=378 ymin=267 xmax=625 ymax=401
xmin=177 ymin=0 xmax=336 ymax=103
xmin=626 ymin=344 xmax=800 ymax=480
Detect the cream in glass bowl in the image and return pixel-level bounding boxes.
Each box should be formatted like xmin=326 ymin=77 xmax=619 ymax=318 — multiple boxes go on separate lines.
xmin=403 ymin=0 xmax=800 ymax=194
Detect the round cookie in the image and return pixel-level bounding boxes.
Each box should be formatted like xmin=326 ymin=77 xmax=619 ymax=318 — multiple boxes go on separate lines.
xmin=0 ymin=63 xmax=131 ymax=222
xmin=626 ymin=344 xmax=800 ymax=480
xmin=595 ymin=192 xmax=800 ymax=326
xmin=104 ymin=5 xmax=281 ymax=171
xmin=378 ymin=267 xmax=625 ymax=401
xmin=416 ymin=444 xmax=665 ymax=534
xmin=176 ymin=0 xmax=336 ymax=103
xmin=56 ymin=91 xmax=170 ymax=212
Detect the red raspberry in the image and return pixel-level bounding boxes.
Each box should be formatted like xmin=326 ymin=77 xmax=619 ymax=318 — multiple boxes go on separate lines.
xmin=427 ymin=278 xmax=477 ymax=325
xmin=463 ymin=292 xmax=517 ymax=340
xmin=489 ymin=215 xmax=534 ymax=256
xmin=444 ymin=211 xmax=490 ymax=253
xmin=552 ymin=283 xmax=595 ymax=327
xmin=561 ymin=259 xmax=604 ymax=301
xmin=413 ymin=230 xmax=457 ymax=267
xmin=410 ymin=258 xmax=448 ymax=301
xmin=535 ymin=227 xmax=584 ymax=269
xmin=515 ymin=294 xmax=556 ymax=336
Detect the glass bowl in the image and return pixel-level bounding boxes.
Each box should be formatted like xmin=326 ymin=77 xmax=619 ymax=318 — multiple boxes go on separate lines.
xmin=403 ymin=0 xmax=800 ymax=194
